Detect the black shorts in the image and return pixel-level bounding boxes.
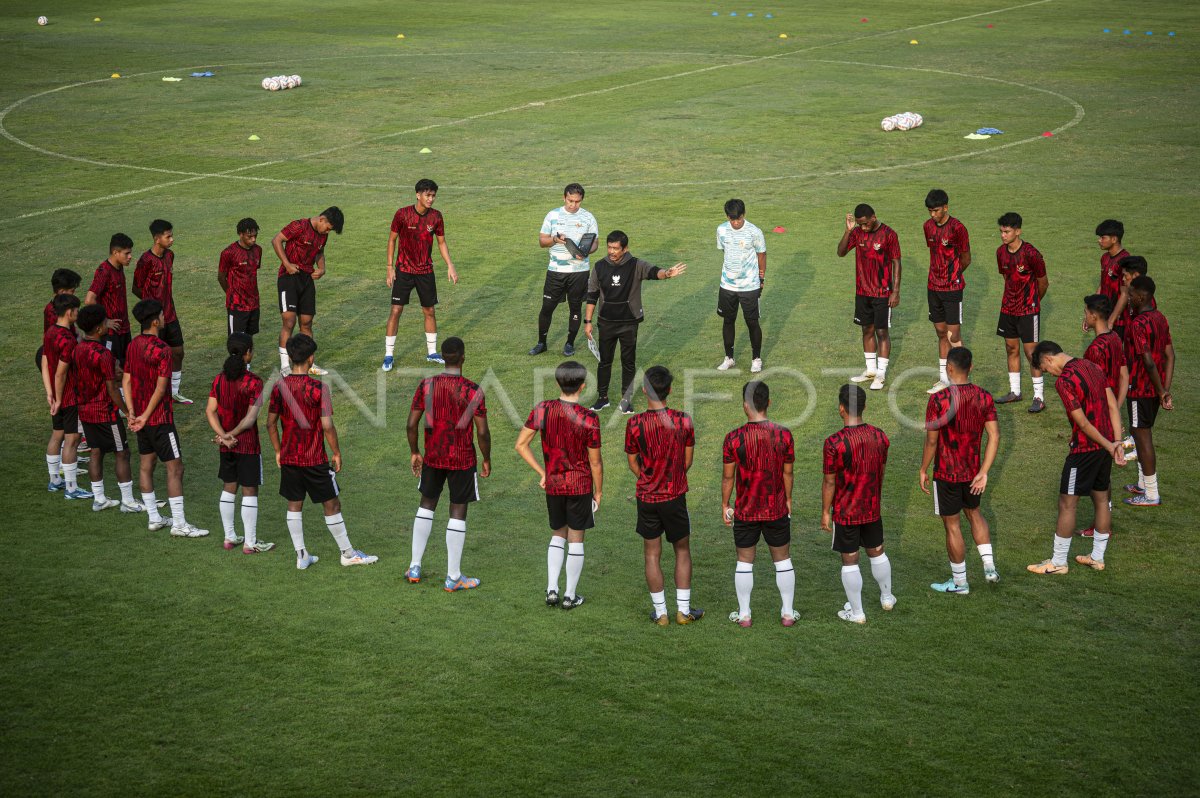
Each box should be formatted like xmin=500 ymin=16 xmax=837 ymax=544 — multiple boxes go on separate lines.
xmin=636 ymin=496 xmax=691 ymax=542
xmin=546 ymin=493 xmax=594 ymax=531
xmin=34 ymin=344 xmax=43 ymax=373
xmin=392 ymin=271 xmax=438 ymax=307
xmin=279 ymin=463 xmax=339 ymax=504
xmin=136 ymin=423 xmax=182 ymax=461
xmin=932 ymin=480 xmax=981 ymax=516
xmin=996 ymin=312 xmax=1040 ymax=344
xmin=103 ymin=331 xmax=132 ymax=366
xmin=51 ymin=405 xmax=80 ymax=433
xmin=717 ymin=287 xmax=762 ymax=322
xmin=1060 ymin=449 xmax=1112 ymax=496
xmin=228 ymin=308 xmax=261 ymax=336
xmin=927 ymin=289 xmax=964 ymax=325
xmin=82 ymin=420 xmax=128 ymax=454
xmin=543 ymin=271 xmax=589 ymax=306
xmin=733 ymin=515 xmax=791 ymax=549
xmin=160 ymin=319 xmax=184 ymax=348
xmin=418 ymin=464 xmax=479 ymax=504
xmin=1127 ymin=397 xmax=1159 ymax=429
xmin=278 ymin=272 xmax=316 ymax=316
xmin=854 ymin=294 xmax=892 ymax=329
xmin=219 ymin=451 xmax=263 ymax=487
xmin=832 ymin=519 xmax=884 ymax=553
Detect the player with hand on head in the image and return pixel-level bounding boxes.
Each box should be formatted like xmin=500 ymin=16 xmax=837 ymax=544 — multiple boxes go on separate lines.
xmin=384 ymin=179 xmax=458 ymax=369
xmin=715 ymin=198 xmax=767 ymax=374
xmin=218 ymin=218 xmax=262 ymax=338
xmin=134 ymin=219 xmax=191 ymax=404
xmin=1122 ymin=276 xmax=1174 ymax=507
xmin=42 ymin=294 xmax=89 ymax=499
xmin=531 ymin=182 xmax=598 ymax=357
xmin=922 ymin=189 xmax=971 ymax=393
xmin=268 ymin=334 xmax=377 ymax=569
xmin=1093 ymin=220 xmax=1129 ymax=336
xmin=722 ymin=380 xmax=797 ymax=627
xmin=993 ymin=212 xmax=1049 ymax=412
xmin=625 ymin=366 xmax=702 ymax=626
xmin=85 ymin=233 xmax=134 ymax=370
xmin=837 ymin=203 xmax=902 ymax=391
xmin=274 ymin=206 xmax=343 ymax=375
xmin=919 ymin=347 xmax=1000 ymax=593
xmin=515 ymin=361 xmax=603 ymax=610
xmin=821 ymin=384 xmax=894 ymax=623
xmin=405 ymin=337 xmax=490 ymax=592
xmin=1027 ymin=341 xmax=1125 ymax=575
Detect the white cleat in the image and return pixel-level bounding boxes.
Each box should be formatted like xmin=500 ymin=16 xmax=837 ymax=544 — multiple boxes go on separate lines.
xmin=839 ymin=603 xmax=867 ymax=624
xmin=750 ymin=358 xmax=763 ymax=373
xmin=92 ymin=497 xmax=121 ymax=512
xmin=308 ymin=364 xmax=329 ymax=376
xmin=716 ymin=356 xmax=736 ymax=371
xmin=850 ymin=370 xmax=876 ymax=384
xmin=121 ymin=500 xmax=146 ymax=513
xmin=340 ymin=549 xmax=380 ymax=566
xmin=297 ymin=553 xmax=320 ymax=570
xmin=170 ymin=523 xmax=210 ymax=538
xmin=926 ymin=381 xmax=948 ymax=394
xmin=881 ymin=594 xmax=897 ymax=611
xmin=171 ymin=392 xmax=194 ymax=405
xmin=148 ymin=519 xmax=172 ymax=531
xmin=870 ymin=376 xmax=886 ymax=391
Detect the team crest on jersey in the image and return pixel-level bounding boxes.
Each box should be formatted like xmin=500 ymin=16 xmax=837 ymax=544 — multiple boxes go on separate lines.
xmin=941 ymin=238 xmax=950 ymax=246
xmin=1016 ymin=264 xmax=1028 ymax=274
xmin=426 ymin=224 xmax=435 ymax=233
xmin=872 ymin=242 xmax=882 ymax=251
xmin=611 ymin=274 xmax=621 ymax=286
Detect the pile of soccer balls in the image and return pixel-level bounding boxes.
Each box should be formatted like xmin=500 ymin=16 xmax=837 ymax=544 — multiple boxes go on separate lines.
xmin=261 ymin=75 xmax=302 ymax=91
xmin=880 ymin=112 xmax=924 ymax=131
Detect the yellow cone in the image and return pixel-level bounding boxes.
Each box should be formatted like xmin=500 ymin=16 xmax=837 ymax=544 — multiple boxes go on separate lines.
xmin=910 ymin=39 xmax=919 ymax=44
xmin=396 ymin=33 xmax=405 ymax=38
xmin=94 ymin=17 xmax=101 ymax=22
xmin=248 ymin=135 xmax=260 ymax=141
xmin=110 ymin=72 xmax=120 ymax=78
xmin=779 ymin=33 xmax=788 ymax=38
xmin=419 ymin=147 xmax=432 ymax=154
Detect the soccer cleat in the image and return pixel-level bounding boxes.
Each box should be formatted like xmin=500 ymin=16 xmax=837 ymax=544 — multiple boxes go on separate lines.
xmin=1028 ymin=397 xmax=1045 ymax=413
xmin=223 ymin=536 xmax=245 ymax=550
xmin=171 ymin=523 xmax=210 ymax=538
xmin=881 ymin=594 xmax=897 ymax=611
xmin=716 ymin=356 xmax=736 ymax=371
xmin=47 ymin=479 xmax=65 ymax=492
xmin=172 ymin=392 xmax=194 ymax=405
xmin=1123 ymin=483 xmax=1145 ymax=495
xmin=931 ymin=578 xmax=970 ymax=594
xmin=148 ymin=519 xmax=172 ymax=532
xmin=1077 ymin=526 xmax=1095 ymax=538
xmin=121 ymin=499 xmax=145 ymax=513
xmin=297 ymin=553 xmax=320 ymax=570
xmin=444 ymin=574 xmax=480 ymax=591
xmin=561 ymin=594 xmax=585 ymax=610
xmin=869 ymin=376 xmax=885 ymax=391
xmin=64 ymin=488 xmax=94 ymax=501
xmin=1075 ymin=554 xmax=1106 ymax=571
xmin=545 ymin=589 xmax=559 ymax=607
xmin=849 ymin=369 xmax=876 ymax=384
xmin=1026 ymin=559 xmax=1069 ymax=575
xmin=341 ymin=550 xmax=379 ymax=566
xmin=619 ymin=399 xmax=635 ymax=415
xmin=425 ymin=353 xmax=444 ymax=365
xmin=91 ymin=497 xmax=121 ymax=512
xmin=77 ymin=438 xmax=91 ymax=454
xmin=984 ymin=566 xmax=1000 ymax=583
xmin=308 ymin=365 xmax=329 ymax=376
xmin=926 ymin=381 xmax=948 ymax=394
xmin=1123 ymin=494 xmax=1161 ymax=507
xmin=676 ymin=608 xmax=704 ymax=625
xmin=995 ymin=391 xmax=1022 ymax=404
xmin=528 ymin=342 xmax=548 ymax=356
xmin=76 ymin=454 xmax=90 ymax=464
xmin=728 ymin=611 xmax=752 ymax=627
xmin=562 ymin=342 xmax=575 ymax=356
xmin=750 ymin=358 xmax=763 ymax=374
xmin=590 ymin=398 xmax=610 ymax=412
xmin=1123 ymin=447 xmax=1138 ymax=461
xmin=1123 ymin=435 xmax=1136 ymax=449
xmin=650 ymin=610 xmax=669 ymax=627
xmin=781 ymin=611 xmax=799 ymax=627
xmin=243 ymin=540 xmax=276 ymax=554
xmin=405 ymin=564 xmax=422 ymax=583
xmin=838 ymin=603 xmax=867 ymax=624
xmin=382 ymin=355 xmax=394 ymax=372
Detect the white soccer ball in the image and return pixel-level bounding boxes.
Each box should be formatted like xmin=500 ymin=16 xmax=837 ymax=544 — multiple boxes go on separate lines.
xmin=910 ymin=112 xmax=924 ymax=127
xmin=265 ymin=78 xmax=281 ymax=91
xmin=881 ymin=116 xmax=896 ymax=131
xmin=291 ymin=74 xmax=301 ymax=86
xmin=37 ymin=15 xmax=48 ymax=25
xmin=285 ymin=76 xmax=298 ymax=89
xmin=896 ymin=115 xmax=914 ymax=131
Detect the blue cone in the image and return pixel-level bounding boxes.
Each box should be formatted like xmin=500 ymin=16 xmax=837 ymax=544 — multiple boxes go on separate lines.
xmin=1168 ymin=31 xmax=1176 ymax=36
xmin=1102 ymin=28 xmax=1110 ymax=33
xmin=1145 ymin=31 xmax=1152 ymax=35
xmin=747 ymin=12 xmax=754 ymax=16
xmin=730 ymin=11 xmax=737 ymax=16
xmin=765 ymin=12 xmax=773 ymax=18
xmin=1123 ymin=29 xmax=1131 ymax=34
xmin=712 ymin=11 xmax=719 ymax=15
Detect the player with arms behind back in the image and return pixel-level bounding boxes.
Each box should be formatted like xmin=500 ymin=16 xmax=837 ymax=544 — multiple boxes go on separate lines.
xmin=274 ymin=206 xmax=343 ymax=375
xmin=42 ymin=294 xmax=88 ymax=499
xmin=1122 ymin=276 xmax=1174 ymax=508
xmin=922 ymin=189 xmax=971 ymax=393
xmin=218 ymin=218 xmax=262 ymax=338
xmin=85 ymin=233 xmax=135 ymax=370
xmin=837 ymin=203 xmax=902 ymax=391
xmin=994 ymin=212 xmax=1049 ymax=412
xmin=1093 ymin=220 xmax=1129 ymax=336
xmin=134 ymin=219 xmax=191 ymax=404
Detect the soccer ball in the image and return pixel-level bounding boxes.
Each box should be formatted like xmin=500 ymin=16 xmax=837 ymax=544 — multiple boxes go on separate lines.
xmin=910 ymin=112 xmax=924 ymax=127
xmin=285 ymin=76 xmax=298 ymax=89
xmin=263 ymin=78 xmax=280 ymax=91
xmin=291 ymin=74 xmax=302 ymax=86
xmin=37 ymin=15 xmax=48 ymax=25
xmin=896 ymin=114 xmax=914 ymax=131
xmin=881 ymin=116 xmax=897 ymax=131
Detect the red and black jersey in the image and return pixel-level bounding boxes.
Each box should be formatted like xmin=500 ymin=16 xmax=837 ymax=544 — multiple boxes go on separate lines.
xmin=73 ymin=339 xmax=119 ymax=424
xmin=278 ymin=218 xmax=327 ymax=276
xmin=269 ymin=374 xmax=332 ymax=467
xmin=723 ymin=420 xmax=795 ymax=522
xmin=411 ymin=373 xmax=487 ymax=470
xmin=210 ymin=371 xmax=264 ymax=455
xmin=1085 ymin=331 xmax=1126 ymax=394
xmin=924 ymin=217 xmax=970 ymax=291
xmin=43 ymin=299 xmax=56 ymax=332
xmin=134 ymin=249 xmax=177 ymax=324
xmin=925 ymin=383 xmax=995 ymax=483
xmin=1098 ymin=249 xmax=1128 ymax=305
xmin=524 ymin=400 xmax=600 ymax=496
xmin=624 ymin=408 xmax=694 ymax=503
xmin=1118 ymin=291 xmax=1156 ymax=335
xmin=390 ymin=205 xmax=444 ymax=275
xmin=88 ymin=259 xmax=129 ymax=335
xmin=218 ymin=242 xmax=261 ymax=311
xmin=126 ymin=333 xmax=174 ymax=426
xmin=822 ymin=423 xmax=889 ymax=525
xmin=996 ymin=241 xmax=1046 ymax=316
xmin=1055 ymin=358 xmax=1114 ymax=453
xmin=43 ymin=324 xmax=79 ymax=407
xmin=847 ymin=223 xmax=901 ymax=298
xmin=1126 ymin=308 xmax=1172 ymax=399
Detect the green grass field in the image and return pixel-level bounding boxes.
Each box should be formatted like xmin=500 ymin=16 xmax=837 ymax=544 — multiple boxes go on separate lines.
xmin=2 ymin=1 xmax=1197 ymax=794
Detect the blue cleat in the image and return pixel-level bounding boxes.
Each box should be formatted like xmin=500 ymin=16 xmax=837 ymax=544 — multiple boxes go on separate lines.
xmin=382 ymin=355 xmax=394 ymax=372
xmin=64 ymin=488 xmax=94 ymax=500
xmin=406 ymin=564 xmax=422 ymax=583
xmin=48 ymin=479 xmax=65 ymax=492
xmin=426 ymin=353 xmax=445 ymax=364
xmin=930 ymin=578 xmax=969 ymax=595
xmin=444 ymin=574 xmax=480 ymax=592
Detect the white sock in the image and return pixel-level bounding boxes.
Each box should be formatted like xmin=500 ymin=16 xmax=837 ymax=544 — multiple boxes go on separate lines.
xmin=865 ymin=353 xmax=877 ymax=374
xmin=241 ymin=496 xmax=258 ymax=546
xmin=325 ymin=512 xmax=352 ymax=553
xmin=425 ymin=332 xmax=438 ymax=356
xmin=1144 ymin=472 xmax=1159 ymax=502
xmin=118 ymin=480 xmax=134 ymax=504
xmin=279 ymin=347 xmax=290 ymax=371
xmin=1008 ymin=371 xmax=1021 ymax=395
xmin=735 ymin=562 xmax=754 ymax=617
xmin=1137 ymin=462 xmax=1146 ymax=491
xmin=951 ymin=560 xmax=967 ymax=586
xmin=775 ymin=558 xmax=796 ymax=616
xmin=978 ymin=543 xmax=995 ymax=570
xmin=46 ymin=454 xmax=62 ymax=482
xmin=1032 ymin=375 xmax=1044 ymax=400
xmin=650 ymin=590 xmax=667 ymax=618
xmin=168 ymin=495 xmax=185 ymax=528
xmin=385 ymin=335 xmax=396 ymax=357
xmin=869 ymin=553 xmax=892 ymax=596
xmin=287 ymin=510 xmax=306 ymax=553
xmin=63 ymin=460 xmax=78 ymax=492
xmin=143 ymin=491 xmax=163 ymax=523
xmin=91 ymin=481 xmax=106 ymax=502
xmin=1052 ymin=534 xmax=1071 ymax=567
xmin=171 ymin=371 xmax=182 ymax=395
xmin=565 ymin=542 xmax=585 ymax=599
xmin=841 ymin=564 xmax=864 ymax=617
xmin=676 ymin=588 xmax=691 ymax=615
xmin=1090 ymin=531 xmax=1111 ymax=562
xmin=219 ymin=490 xmax=237 ymax=539
xmin=547 ymin=537 xmax=566 ymax=592
xmin=938 ymin=358 xmax=948 ymax=384
xmin=411 ymin=508 xmax=434 ymax=567
xmin=446 ymin=518 xmax=466 ymax=580
xmin=876 ymin=357 xmax=890 ymax=380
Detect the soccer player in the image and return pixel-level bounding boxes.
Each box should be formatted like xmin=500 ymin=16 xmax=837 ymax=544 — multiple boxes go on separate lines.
xmin=714 ymin=198 xmax=767 ymax=374
xmin=530 ymin=182 xmax=598 ymax=357
xmin=922 ymin=189 xmax=971 ymax=393
xmin=1028 ymin=341 xmax=1125 ymax=574
xmin=85 ymin=233 xmax=134 ymax=369
xmin=1079 ymin=294 xmax=1129 ymax=536
xmin=625 ymin=366 xmax=703 ymax=625
xmin=721 ymin=380 xmax=797 ymax=627
xmin=584 ymin=231 xmax=687 ymax=413
xmin=836 ymin=203 xmax=902 ymax=391
xmin=123 ymin=299 xmax=208 ymax=538
xmin=1107 ymin=256 xmax=1155 ymax=343
xmin=206 ymin=333 xmax=273 ymax=553
xmin=515 ymin=361 xmax=602 ymax=610
xmin=44 ymin=268 xmax=81 ymax=331
xmin=218 ymin=218 xmax=262 ymax=338
xmin=1093 ymin=219 xmax=1129 ymax=336
xmin=42 ymin=294 xmax=90 ymax=499
xmin=994 ymin=212 xmax=1049 ymax=412
xmin=919 ymin=347 xmax=1000 ymax=594
xmin=821 ymin=384 xmax=894 ymax=623
xmin=267 ymin=334 xmax=377 ymax=569
xmin=73 ymin=304 xmax=140 ymax=512
xmin=405 ymin=337 xmax=491 ymax=591
xmin=1123 ymin=276 xmax=1174 ymax=507
xmin=383 ymin=179 xmax=458 ymax=369
xmin=134 ymin=219 xmax=191 ymax=404
xmin=274 ymin=206 xmax=344 ymax=375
